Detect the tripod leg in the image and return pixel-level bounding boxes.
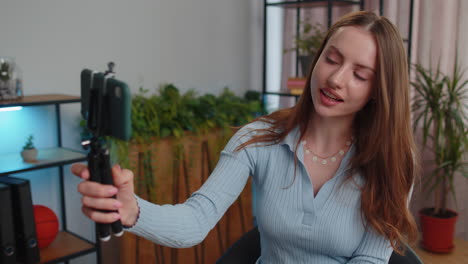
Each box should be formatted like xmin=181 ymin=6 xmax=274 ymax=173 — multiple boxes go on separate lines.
xmin=101 ymin=149 xmax=124 ymax=237
xmin=88 ymin=152 xmax=111 ymax=242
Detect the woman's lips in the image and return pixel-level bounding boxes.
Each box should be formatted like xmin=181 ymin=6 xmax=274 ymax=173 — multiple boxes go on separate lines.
xmin=322 ymin=88 xmax=343 ymax=100
xmin=319 ymin=89 xmax=344 ymax=106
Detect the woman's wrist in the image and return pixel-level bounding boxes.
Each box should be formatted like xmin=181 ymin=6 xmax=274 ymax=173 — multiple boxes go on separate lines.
xmin=122 ymin=196 xmax=140 ymax=228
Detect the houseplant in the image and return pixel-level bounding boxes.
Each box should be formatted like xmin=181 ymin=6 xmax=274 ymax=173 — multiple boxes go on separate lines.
xmin=0 ymin=58 xmax=11 ymax=82
xmin=411 ymin=59 xmax=468 ymax=253
xmin=0 ymin=58 xmax=13 ymax=100
xmin=284 ymin=20 xmax=326 ymax=77
xmin=0 ymin=57 xmax=22 ymax=100
xmin=21 ymin=135 xmax=38 ymax=162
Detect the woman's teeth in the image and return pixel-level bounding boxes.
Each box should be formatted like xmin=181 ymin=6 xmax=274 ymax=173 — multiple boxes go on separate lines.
xmin=322 ymin=90 xmax=342 ymax=101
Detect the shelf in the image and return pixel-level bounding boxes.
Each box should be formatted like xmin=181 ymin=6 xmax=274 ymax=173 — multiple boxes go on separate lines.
xmin=40 ymin=231 xmax=96 ymax=264
xmin=0 ymin=148 xmax=87 ymax=176
xmin=266 ymin=0 xmax=361 ymax=9
xmin=0 ymin=94 xmax=80 ymax=108
xmin=1 ymin=93 xmax=97 ymax=262
xmin=264 ymin=91 xmax=301 ymax=97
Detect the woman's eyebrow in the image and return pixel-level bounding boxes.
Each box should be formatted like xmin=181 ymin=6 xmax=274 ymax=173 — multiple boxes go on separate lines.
xmin=328 ymin=45 xmax=343 ymax=58
xmin=329 ymin=45 xmax=375 ymax=73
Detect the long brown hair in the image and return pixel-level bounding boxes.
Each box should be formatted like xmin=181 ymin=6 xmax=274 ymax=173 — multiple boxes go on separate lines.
xmin=238 ymin=11 xmax=418 ymax=254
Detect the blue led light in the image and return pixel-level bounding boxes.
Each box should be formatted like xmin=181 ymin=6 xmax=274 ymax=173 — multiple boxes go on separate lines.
xmin=0 ymin=105 xmax=57 ymax=156
xmin=0 ymin=106 xmax=23 ymax=112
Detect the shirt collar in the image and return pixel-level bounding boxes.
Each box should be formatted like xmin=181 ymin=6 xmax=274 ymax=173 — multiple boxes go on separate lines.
xmin=278 ymin=125 xmax=356 ymax=169
xmin=279 ymin=126 xmax=301 ymax=153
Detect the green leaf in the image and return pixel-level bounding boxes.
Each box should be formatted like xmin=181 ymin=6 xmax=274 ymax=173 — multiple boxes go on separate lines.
xmin=411 ymin=60 xmax=468 ymax=211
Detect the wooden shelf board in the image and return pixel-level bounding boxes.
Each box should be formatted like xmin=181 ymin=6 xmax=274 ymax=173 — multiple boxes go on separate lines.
xmin=0 ymin=94 xmax=80 ymax=107
xmin=40 ymin=231 xmax=95 ymax=264
xmin=264 ymin=91 xmax=301 ymax=97
xmin=0 ymin=148 xmax=87 ymax=175
xmin=412 ymin=237 xmax=468 ymax=264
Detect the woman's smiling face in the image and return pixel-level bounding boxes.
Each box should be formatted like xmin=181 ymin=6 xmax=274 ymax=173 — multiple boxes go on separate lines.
xmin=310 ymin=26 xmax=377 ymax=120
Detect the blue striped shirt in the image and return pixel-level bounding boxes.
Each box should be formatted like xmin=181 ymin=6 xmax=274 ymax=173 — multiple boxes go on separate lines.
xmin=128 ymin=121 xmax=393 ymax=263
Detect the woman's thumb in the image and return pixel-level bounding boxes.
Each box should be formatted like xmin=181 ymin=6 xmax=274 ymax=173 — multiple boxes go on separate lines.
xmin=111 ymin=164 xmax=133 ymax=188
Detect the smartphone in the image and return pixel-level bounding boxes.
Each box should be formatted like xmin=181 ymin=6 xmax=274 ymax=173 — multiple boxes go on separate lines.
xmin=80 ymin=69 xmax=132 ymax=141
xmin=103 ymin=76 xmax=132 ymax=141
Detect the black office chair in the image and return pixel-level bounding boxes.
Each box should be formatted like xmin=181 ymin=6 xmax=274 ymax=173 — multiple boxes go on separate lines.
xmin=217 ymin=227 xmax=423 ymax=264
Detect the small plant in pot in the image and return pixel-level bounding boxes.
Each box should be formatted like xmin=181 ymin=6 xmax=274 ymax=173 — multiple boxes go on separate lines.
xmin=411 ymin=59 xmax=468 ymax=253
xmin=0 ymin=57 xmax=22 ymax=100
xmin=21 ymin=135 xmax=38 ymax=162
xmin=284 ymin=20 xmax=326 ymax=77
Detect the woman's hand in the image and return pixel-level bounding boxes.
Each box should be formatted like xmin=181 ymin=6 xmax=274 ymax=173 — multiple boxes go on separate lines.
xmin=71 ymin=163 xmax=140 ymax=227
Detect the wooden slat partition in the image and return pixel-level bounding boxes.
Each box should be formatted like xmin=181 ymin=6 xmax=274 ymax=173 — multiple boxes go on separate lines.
xmin=116 ymin=129 xmax=254 ymax=264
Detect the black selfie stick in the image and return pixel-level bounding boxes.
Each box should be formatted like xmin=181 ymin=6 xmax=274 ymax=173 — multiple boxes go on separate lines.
xmin=81 ymin=63 xmax=123 ymax=241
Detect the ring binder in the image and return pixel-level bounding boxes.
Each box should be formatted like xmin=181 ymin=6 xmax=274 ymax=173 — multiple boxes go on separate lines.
xmin=0 ymin=183 xmax=16 ymax=264
xmin=0 ymin=176 xmax=40 ymax=264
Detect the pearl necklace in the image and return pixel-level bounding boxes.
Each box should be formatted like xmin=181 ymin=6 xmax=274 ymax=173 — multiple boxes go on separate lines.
xmin=301 ymin=139 xmax=352 ymax=165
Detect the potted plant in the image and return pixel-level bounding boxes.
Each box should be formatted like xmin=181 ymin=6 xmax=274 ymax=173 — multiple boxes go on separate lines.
xmin=0 ymin=59 xmax=11 ymax=82
xmin=284 ymin=20 xmax=326 ymax=77
xmin=21 ymin=135 xmax=38 ymax=162
xmin=0 ymin=57 xmax=22 ymax=100
xmin=411 ymin=59 xmax=468 ymax=253
xmin=0 ymin=58 xmax=12 ymax=99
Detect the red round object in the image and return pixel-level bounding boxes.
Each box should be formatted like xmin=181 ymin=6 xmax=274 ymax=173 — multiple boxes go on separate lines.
xmin=33 ymin=205 xmax=59 ymax=249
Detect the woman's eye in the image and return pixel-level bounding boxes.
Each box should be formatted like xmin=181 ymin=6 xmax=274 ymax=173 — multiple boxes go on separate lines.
xmin=354 ymin=73 xmax=367 ymax=81
xmin=325 ymin=57 xmax=338 ymax=64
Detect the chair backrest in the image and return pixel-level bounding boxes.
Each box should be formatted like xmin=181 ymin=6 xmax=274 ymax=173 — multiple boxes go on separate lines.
xmin=216 ymin=227 xmax=260 ymax=264
xmin=389 ymin=245 xmax=424 ymax=264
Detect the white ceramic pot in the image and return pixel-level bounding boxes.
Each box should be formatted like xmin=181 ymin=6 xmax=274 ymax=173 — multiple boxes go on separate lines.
xmin=21 ymin=148 xmax=38 ymax=162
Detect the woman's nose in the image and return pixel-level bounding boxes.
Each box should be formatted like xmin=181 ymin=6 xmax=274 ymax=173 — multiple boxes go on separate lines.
xmin=327 ymin=67 xmax=347 ymax=89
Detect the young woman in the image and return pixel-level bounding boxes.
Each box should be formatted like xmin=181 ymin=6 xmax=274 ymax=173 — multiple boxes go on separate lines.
xmin=72 ymin=11 xmax=418 ymax=263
